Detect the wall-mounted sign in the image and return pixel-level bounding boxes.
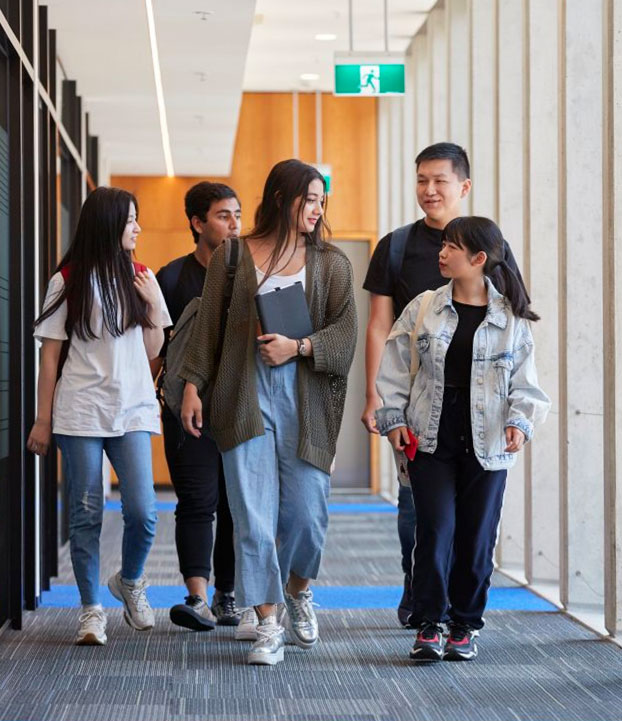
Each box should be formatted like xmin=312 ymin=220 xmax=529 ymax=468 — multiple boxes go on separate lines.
xmin=334 ymin=52 xmax=405 ymax=97
xmin=313 ymin=163 xmax=332 ymax=194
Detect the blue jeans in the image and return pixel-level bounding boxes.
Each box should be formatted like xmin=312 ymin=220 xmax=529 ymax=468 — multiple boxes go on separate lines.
xmin=398 ymin=484 xmax=416 ymax=576
xmin=221 ymin=351 xmax=330 ymax=607
xmin=56 ymin=432 xmax=157 ymax=606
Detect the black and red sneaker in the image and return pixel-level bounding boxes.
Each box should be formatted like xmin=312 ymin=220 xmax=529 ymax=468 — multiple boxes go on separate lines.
xmin=443 ymin=623 xmax=478 ymax=661
xmin=409 ymin=622 xmax=444 ymax=661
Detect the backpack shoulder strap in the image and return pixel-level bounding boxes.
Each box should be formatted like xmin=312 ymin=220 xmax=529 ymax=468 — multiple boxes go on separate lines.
xmin=388 ymin=222 xmax=415 ymax=286
xmin=60 ymin=264 xmax=71 ymax=282
xmin=132 ymin=261 xmax=148 ymax=274
xmin=409 ymin=290 xmax=435 ymax=379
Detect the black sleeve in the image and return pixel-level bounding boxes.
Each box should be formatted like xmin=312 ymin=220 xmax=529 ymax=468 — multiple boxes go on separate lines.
xmin=155 ymin=266 xmax=172 ymax=359
xmin=362 ymin=232 xmax=394 ymax=296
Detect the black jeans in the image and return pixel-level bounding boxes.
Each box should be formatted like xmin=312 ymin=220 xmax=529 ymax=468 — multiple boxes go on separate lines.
xmin=162 ymin=405 xmax=235 ymax=591
xmin=408 ymin=388 xmax=506 ymax=630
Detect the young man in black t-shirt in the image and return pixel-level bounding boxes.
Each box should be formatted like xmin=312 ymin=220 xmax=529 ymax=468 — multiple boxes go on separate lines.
xmin=362 ymin=143 xmax=522 ymax=627
xmin=154 ymin=182 xmax=242 ymax=632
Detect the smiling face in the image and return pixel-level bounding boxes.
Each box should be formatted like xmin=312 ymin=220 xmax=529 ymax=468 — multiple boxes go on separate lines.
xmin=121 ymin=202 xmax=141 ymax=251
xmin=438 ymin=236 xmax=486 ymax=280
xmin=293 ymin=178 xmax=325 ymax=235
xmin=416 ymin=159 xmax=471 ymax=229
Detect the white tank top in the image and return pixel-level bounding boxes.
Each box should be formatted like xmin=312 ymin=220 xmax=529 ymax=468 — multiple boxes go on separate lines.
xmin=255 ymin=264 xmax=306 ymax=295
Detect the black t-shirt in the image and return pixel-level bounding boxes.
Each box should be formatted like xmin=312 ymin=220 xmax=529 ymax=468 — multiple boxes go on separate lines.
xmin=155 ymin=253 xmax=206 ymax=357
xmin=444 ymin=301 xmax=488 ymax=388
xmin=363 ymin=219 xmax=523 ymax=319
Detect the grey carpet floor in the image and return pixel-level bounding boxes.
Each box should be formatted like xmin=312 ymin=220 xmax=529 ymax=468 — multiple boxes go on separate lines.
xmin=0 ymin=492 xmax=620 ymax=721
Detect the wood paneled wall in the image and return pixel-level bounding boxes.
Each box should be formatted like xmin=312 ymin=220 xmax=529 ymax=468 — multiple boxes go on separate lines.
xmin=112 ymin=91 xmax=377 ymax=483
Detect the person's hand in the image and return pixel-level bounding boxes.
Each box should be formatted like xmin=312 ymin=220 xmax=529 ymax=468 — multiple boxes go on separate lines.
xmin=257 ymin=334 xmax=297 ymax=366
xmin=361 ymin=394 xmax=382 ymax=434
xmin=27 ymin=419 xmax=52 ymax=456
xmin=505 ymin=426 xmax=526 ymax=453
xmin=181 ymin=383 xmax=202 ymax=438
xmin=134 ymin=271 xmax=160 ymax=309
xmin=387 ymin=426 xmax=410 ymax=451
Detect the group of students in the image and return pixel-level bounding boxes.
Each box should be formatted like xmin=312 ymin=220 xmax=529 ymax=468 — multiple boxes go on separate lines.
xmin=26 ymin=142 xmax=550 ymax=667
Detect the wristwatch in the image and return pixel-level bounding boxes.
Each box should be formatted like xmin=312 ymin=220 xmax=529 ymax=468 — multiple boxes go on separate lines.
xmin=296 ymin=338 xmax=307 ymax=357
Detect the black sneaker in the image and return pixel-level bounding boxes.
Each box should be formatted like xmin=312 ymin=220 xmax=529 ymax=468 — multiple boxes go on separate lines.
xmin=170 ymin=595 xmax=217 ymax=631
xmin=397 ymin=574 xmax=414 ymax=627
xmin=211 ymin=590 xmax=241 ymax=626
xmin=409 ymin=622 xmax=444 ymax=661
xmin=443 ymin=623 xmax=478 ymax=661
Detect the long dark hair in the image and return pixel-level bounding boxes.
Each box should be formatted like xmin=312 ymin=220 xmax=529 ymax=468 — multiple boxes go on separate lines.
xmin=35 ymin=186 xmax=154 ymax=339
xmin=442 ymin=216 xmax=539 ymax=321
xmin=246 ymin=159 xmax=331 ymax=282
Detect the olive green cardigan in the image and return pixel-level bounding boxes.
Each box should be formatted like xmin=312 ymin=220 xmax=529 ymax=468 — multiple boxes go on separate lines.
xmin=180 ymin=240 xmax=357 ymax=473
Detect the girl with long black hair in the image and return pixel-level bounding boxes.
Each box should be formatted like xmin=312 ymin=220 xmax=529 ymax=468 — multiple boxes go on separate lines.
xmin=27 ymin=187 xmax=171 ymax=646
xmin=376 ymin=216 xmax=550 ymax=663
xmin=180 ymin=159 xmax=357 ymax=665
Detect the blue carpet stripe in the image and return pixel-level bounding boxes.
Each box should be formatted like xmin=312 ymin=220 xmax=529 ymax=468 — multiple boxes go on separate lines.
xmin=104 ymin=500 xmax=398 ymax=514
xmin=41 ymin=584 xmax=556 ymax=611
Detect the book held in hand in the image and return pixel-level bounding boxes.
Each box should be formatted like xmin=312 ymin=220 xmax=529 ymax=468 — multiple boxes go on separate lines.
xmin=255 ymin=281 xmax=313 ymax=340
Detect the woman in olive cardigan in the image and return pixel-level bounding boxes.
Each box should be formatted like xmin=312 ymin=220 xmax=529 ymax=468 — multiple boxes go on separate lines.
xmin=180 ymin=159 xmax=357 ymax=666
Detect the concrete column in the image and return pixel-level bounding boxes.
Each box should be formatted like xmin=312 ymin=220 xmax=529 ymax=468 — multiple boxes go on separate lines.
xmin=402 ymin=44 xmax=416 ymax=225
xmin=447 ymin=0 xmax=470 ymax=148
xmin=559 ymin=0 xmax=605 ymax=624
xmin=388 ymin=97 xmax=404 ymax=229
xmin=413 ymin=29 xmax=430 ymax=221
xmin=495 ymin=0 xmax=526 ymax=579
xmin=427 ymin=6 xmax=448 ymax=142
xmin=525 ymin=0 xmax=561 ymax=598
xmin=603 ymin=0 xmax=622 ymax=639
xmin=469 ymin=0 xmax=497 ymax=217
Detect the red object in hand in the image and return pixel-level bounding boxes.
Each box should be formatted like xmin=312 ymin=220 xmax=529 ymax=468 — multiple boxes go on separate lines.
xmin=404 ymin=429 xmax=418 ymax=461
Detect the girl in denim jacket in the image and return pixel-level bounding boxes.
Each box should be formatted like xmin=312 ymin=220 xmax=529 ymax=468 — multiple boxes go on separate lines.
xmin=376 ymin=216 xmax=550 ymax=663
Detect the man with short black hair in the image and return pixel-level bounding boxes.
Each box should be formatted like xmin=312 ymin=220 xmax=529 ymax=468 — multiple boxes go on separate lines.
xmin=361 ymin=142 xmax=522 ymax=627
xmin=154 ymin=182 xmax=243 ymax=631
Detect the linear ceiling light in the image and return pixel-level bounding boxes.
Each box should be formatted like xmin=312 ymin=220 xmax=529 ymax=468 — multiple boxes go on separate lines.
xmin=145 ymin=0 xmax=174 ymax=177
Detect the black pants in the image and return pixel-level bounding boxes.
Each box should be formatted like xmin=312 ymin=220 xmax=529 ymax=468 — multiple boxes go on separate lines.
xmin=408 ymin=388 xmax=506 ymax=630
xmin=162 ymin=405 xmax=235 ymax=591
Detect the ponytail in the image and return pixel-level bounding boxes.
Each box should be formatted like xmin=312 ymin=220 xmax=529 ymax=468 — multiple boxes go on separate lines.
xmin=489 ymin=258 xmax=540 ymax=322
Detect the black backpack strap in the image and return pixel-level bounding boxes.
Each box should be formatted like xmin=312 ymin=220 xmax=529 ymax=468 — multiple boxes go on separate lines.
xmin=388 ymin=222 xmax=415 ymax=287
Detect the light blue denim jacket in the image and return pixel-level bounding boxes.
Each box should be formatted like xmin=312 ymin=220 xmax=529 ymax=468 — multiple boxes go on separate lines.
xmin=375 ymin=278 xmax=551 ymax=471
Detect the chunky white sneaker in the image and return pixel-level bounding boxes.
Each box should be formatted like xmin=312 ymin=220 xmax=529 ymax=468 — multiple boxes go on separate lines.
xmin=247 ymin=615 xmax=285 ymax=666
xmin=107 ymin=572 xmax=154 ymax=630
xmin=235 ymin=607 xmax=258 ymax=641
xmin=283 ymin=589 xmax=319 ymax=649
xmin=76 ymin=605 xmax=107 ymax=646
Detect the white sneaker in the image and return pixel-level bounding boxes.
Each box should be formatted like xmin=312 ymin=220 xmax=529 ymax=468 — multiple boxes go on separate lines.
xmin=247 ymin=615 xmax=285 ymax=666
xmin=107 ymin=572 xmax=155 ymax=630
xmin=235 ymin=607 xmax=258 ymax=641
xmin=76 ymin=605 xmax=107 ymax=646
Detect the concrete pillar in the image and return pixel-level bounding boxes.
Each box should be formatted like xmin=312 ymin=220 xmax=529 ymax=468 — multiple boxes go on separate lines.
xmin=559 ymin=0 xmax=605 ymax=625
xmin=525 ymin=0 xmax=561 ymax=598
xmin=413 ymin=29 xmax=431 ymax=221
xmin=495 ymin=0 xmax=526 ymax=579
xmin=469 ymin=0 xmax=497 ymax=217
xmin=427 ymin=6 xmax=448 ymax=142
xmin=447 ymin=0 xmax=470 ymax=149
xmin=402 ymin=44 xmax=416 ymax=225
xmin=603 ymin=0 xmax=622 ymax=639
xmin=388 ymin=98 xmax=403 ymax=229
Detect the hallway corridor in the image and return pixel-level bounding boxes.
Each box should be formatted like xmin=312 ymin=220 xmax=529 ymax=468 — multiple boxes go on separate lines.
xmin=0 ymin=493 xmax=620 ymax=721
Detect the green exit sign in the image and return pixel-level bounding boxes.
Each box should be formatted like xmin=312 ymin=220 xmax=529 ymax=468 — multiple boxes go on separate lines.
xmin=334 ymin=52 xmax=405 ymax=96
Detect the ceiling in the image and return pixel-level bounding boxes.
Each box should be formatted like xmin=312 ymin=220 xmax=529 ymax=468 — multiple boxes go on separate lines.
xmin=43 ymin=0 xmax=435 ymax=177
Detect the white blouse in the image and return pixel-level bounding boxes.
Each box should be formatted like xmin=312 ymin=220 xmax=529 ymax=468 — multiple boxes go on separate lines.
xmin=35 ymin=269 xmax=171 ymax=437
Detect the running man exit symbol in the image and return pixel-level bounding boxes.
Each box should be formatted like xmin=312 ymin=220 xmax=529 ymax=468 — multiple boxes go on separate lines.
xmin=360 ymin=65 xmax=379 ymax=94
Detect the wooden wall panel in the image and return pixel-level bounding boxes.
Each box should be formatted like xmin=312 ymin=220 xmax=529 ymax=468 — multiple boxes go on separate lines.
xmin=113 ymin=91 xmax=377 ymax=483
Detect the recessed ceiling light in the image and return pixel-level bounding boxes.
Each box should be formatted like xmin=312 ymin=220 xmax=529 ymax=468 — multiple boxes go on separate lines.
xmin=300 ymin=73 xmax=320 ymax=81
xmin=315 ymin=33 xmax=337 ymax=41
